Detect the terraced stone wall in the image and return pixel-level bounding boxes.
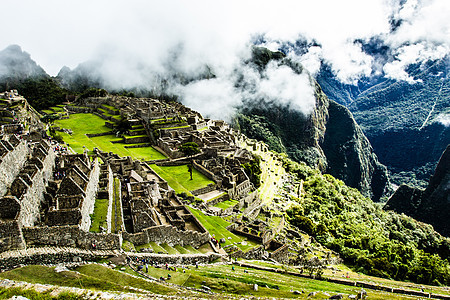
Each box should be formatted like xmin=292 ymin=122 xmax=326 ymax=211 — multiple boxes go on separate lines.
xmin=0 ymin=220 xmax=25 ymax=252
xmin=23 ymin=225 xmax=121 ymax=250
xmin=123 ymin=224 xmax=209 ymax=248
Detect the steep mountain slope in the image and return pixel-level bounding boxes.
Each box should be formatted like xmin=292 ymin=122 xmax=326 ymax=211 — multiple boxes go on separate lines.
xmin=385 ymin=145 xmax=450 ymax=237
xmin=317 ymin=58 xmax=450 ymax=188
xmin=238 ymin=48 xmax=391 ymax=201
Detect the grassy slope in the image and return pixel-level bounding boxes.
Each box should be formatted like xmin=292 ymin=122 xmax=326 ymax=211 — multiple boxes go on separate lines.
xmin=89 ymin=198 xmax=108 ymax=232
xmin=0 ymin=265 xmax=177 ymax=296
xmin=54 ymin=113 xmax=166 ymax=160
xmin=0 ymin=264 xmax=431 ymax=299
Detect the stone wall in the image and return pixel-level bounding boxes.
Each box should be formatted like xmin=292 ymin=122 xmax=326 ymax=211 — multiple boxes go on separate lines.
xmin=85 ymin=132 xmax=114 ymax=138
xmin=65 ymin=105 xmax=92 ymax=114
xmin=205 ymin=193 xmax=230 ymax=207
xmin=123 ymin=224 xmax=209 ymax=248
xmin=124 ymin=136 xmax=149 ymax=144
xmin=18 ymin=143 xmax=55 ymax=227
xmin=23 ymin=225 xmax=121 ymax=250
xmin=190 ymin=183 xmax=217 ymax=196
xmin=0 ymin=220 xmax=25 ymax=252
xmin=130 ymin=252 xmax=222 ymax=265
xmin=0 ymin=140 xmax=28 ymax=197
xmin=107 ymin=164 xmax=113 ymax=233
xmin=79 ymin=159 xmax=100 ymax=231
xmin=237 ymin=190 xmax=259 ymax=210
xmin=269 ymin=244 xmax=290 ymax=264
xmin=192 ymin=160 xmax=215 ymax=181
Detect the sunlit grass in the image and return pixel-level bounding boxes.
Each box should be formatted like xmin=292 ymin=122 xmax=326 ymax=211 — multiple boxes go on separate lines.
xmin=149 ymin=164 xmax=214 ymax=193
xmin=54 ymin=113 xmax=166 ymax=160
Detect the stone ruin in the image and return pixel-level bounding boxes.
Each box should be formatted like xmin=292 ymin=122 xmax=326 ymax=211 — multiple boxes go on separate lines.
xmin=0 ymin=91 xmax=291 ymax=268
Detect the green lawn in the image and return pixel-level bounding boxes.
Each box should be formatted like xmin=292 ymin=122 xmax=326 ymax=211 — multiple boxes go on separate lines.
xmin=188 ymin=207 xmax=257 ymax=251
xmin=213 ymin=199 xmax=238 ymax=209
xmin=149 ymin=164 xmax=214 ymax=193
xmin=53 ymin=113 xmax=166 ymax=160
xmin=89 ymin=198 xmax=109 ymax=232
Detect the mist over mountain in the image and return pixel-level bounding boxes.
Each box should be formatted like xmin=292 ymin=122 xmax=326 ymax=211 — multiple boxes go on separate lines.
xmin=1 ymin=0 xmax=449 ymax=196
xmin=0 ymin=45 xmax=48 ymax=88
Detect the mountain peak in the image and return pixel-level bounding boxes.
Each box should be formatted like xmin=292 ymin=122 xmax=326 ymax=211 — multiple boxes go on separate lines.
xmin=0 ymin=44 xmax=48 ymax=80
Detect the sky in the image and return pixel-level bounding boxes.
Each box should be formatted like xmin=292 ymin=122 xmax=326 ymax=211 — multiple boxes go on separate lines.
xmin=1 ymin=0 xmax=449 ymax=119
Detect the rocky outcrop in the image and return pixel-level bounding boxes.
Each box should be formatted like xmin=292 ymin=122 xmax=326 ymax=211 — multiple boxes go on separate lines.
xmin=385 ymin=145 xmax=450 ymax=236
xmin=322 ymin=100 xmax=391 ymax=202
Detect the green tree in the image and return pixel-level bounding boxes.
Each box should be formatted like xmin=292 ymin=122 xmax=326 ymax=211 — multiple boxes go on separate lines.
xmin=114 ymin=119 xmax=132 ymax=134
xmin=242 ymin=156 xmax=262 ymax=188
xmin=179 ymin=142 xmax=200 ymax=157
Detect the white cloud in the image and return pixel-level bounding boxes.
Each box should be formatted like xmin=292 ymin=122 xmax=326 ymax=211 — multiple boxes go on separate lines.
xmin=175 ymin=78 xmax=241 ymax=121
xmin=258 ymin=62 xmax=316 ymax=114
xmin=0 ymin=0 xmax=449 ymax=117
xmin=383 ymin=42 xmax=448 ymax=82
xmin=436 ymin=113 xmax=450 ymax=126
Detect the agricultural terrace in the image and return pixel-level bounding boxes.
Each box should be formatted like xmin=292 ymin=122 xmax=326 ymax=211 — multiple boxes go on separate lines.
xmin=53 ymin=113 xmax=166 ymax=161
xmin=150 ymin=164 xmax=214 ymax=194
xmin=188 ymin=207 xmax=258 ymax=251
xmin=238 ymin=139 xmax=286 ymax=205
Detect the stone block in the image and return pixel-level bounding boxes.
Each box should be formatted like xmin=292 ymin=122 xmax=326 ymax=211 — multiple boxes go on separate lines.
xmin=0 ymin=196 xmax=20 ymax=219
xmin=10 ymin=176 xmax=29 ymax=198
xmin=58 ymin=176 xmax=85 ymax=196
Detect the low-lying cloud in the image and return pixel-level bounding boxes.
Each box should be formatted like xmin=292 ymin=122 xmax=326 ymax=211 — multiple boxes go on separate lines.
xmin=1 ymin=0 xmax=449 ymax=118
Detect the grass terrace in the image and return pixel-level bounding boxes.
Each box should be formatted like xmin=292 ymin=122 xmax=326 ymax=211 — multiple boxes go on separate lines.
xmin=89 ymin=198 xmax=109 ymax=232
xmin=53 ymin=113 xmax=166 ymax=161
xmin=213 ymin=198 xmax=239 ymax=210
xmin=149 ymin=164 xmax=214 ymax=194
xmin=111 ymin=178 xmax=122 ymax=233
xmin=188 ymin=207 xmax=257 ymax=251
xmin=102 ymin=104 xmax=119 ymax=111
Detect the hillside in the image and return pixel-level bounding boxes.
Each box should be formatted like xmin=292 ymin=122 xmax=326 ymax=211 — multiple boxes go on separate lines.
xmin=317 ymin=57 xmax=450 ymax=188
xmin=385 ymin=145 xmax=450 ymax=237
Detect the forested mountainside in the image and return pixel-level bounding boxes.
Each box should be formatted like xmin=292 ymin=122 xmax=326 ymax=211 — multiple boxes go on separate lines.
xmin=317 ymin=57 xmax=450 ymax=188
xmin=281 ymin=154 xmax=450 ymax=285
